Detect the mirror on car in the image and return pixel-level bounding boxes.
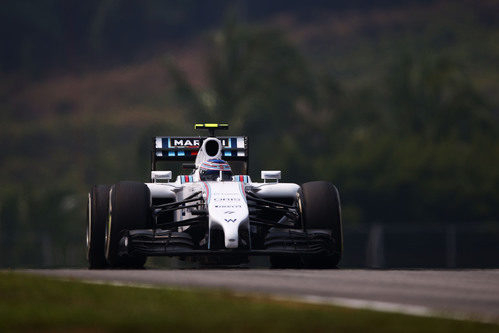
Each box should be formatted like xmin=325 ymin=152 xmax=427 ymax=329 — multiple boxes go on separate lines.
xmin=151 ymin=171 xmax=172 ymax=183
xmin=261 ymin=170 xmax=281 ymax=183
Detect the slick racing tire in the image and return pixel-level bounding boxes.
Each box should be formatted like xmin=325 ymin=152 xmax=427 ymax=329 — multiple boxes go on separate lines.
xmin=87 ymin=185 xmax=110 ymax=269
xmin=105 ymin=181 xmax=151 ymax=268
xmin=299 ymin=181 xmax=343 ymax=268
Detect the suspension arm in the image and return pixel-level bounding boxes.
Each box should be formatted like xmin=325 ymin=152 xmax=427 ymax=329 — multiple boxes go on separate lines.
xmin=152 ymin=191 xmax=203 ymax=209
xmin=246 ymin=191 xmax=296 ymax=209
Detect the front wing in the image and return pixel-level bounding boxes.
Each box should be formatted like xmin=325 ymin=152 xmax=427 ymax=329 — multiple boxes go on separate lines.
xmin=119 ymin=228 xmax=337 ymax=257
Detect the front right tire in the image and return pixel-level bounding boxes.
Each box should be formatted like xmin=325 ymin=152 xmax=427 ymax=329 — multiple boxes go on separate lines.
xmin=105 ymin=181 xmax=152 ymax=268
xmin=87 ymin=185 xmax=110 ymax=269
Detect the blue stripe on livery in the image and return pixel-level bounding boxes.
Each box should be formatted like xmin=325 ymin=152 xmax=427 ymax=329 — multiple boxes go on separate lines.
xmin=233 ymin=175 xmax=249 ymax=183
xmin=203 ymin=182 xmax=211 ymax=203
xmin=180 ymin=175 xmax=193 ymax=184
xmin=238 ymin=181 xmax=246 ymax=202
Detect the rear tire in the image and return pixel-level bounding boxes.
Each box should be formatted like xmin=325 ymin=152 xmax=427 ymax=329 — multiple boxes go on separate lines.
xmin=87 ymin=185 xmax=110 ymax=269
xmin=105 ymin=181 xmax=151 ymax=268
xmin=299 ymin=181 xmax=342 ymax=268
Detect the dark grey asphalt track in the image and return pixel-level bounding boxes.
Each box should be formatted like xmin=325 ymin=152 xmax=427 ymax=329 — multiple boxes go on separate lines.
xmin=25 ymin=269 xmax=499 ymax=322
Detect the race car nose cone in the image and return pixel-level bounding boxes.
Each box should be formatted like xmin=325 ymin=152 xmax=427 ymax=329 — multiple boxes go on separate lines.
xmin=224 ymin=230 xmax=239 ymax=248
xmin=206 ymin=182 xmax=249 ymax=249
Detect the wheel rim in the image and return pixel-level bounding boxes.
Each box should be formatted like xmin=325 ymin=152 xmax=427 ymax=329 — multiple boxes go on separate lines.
xmin=296 ymin=191 xmax=304 ymax=229
xmin=86 ymin=193 xmax=92 ymax=259
xmin=104 ymin=188 xmax=112 ymax=259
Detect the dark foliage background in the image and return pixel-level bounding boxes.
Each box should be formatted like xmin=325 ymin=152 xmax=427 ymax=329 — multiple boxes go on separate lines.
xmin=0 ymin=0 xmax=497 ymax=267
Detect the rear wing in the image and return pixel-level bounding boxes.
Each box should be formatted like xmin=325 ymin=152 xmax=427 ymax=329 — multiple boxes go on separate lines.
xmin=151 ymin=136 xmax=249 ymax=172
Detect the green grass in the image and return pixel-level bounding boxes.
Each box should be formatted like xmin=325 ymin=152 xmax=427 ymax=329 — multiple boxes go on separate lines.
xmin=0 ymin=272 xmax=497 ymax=333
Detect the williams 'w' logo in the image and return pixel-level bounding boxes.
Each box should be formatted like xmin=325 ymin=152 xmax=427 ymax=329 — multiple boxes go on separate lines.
xmin=224 ymin=218 xmax=237 ymax=223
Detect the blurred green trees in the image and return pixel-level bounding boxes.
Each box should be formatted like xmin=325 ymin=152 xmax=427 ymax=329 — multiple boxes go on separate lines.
xmin=167 ymin=16 xmax=317 ymax=177
xmin=0 ymin=0 xmax=229 ymax=73
xmin=320 ymin=55 xmax=499 ymax=223
xmin=169 ymin=21 xmax=499 ymax=224
xmin=1 ymin=2 xmax=498 ymax=267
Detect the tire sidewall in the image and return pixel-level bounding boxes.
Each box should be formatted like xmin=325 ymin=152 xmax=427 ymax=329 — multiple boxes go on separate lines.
xmin=87 ymin=185 xmax=110 ymax=268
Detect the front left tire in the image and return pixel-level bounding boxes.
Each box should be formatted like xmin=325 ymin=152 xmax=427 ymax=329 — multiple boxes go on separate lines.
xmin=299 ymin=181 xmax=343 ymax=268
xmin=269 ymin=181 xmax=343 ymax=269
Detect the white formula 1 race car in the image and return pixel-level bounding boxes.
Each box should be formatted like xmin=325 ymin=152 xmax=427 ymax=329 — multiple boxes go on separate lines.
xmin=86 ymin=124 xmax=342 ymax=268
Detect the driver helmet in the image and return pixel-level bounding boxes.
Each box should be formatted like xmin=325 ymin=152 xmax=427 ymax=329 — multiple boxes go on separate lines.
xmin=199 ymin=159 xmax=233 ymax=181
